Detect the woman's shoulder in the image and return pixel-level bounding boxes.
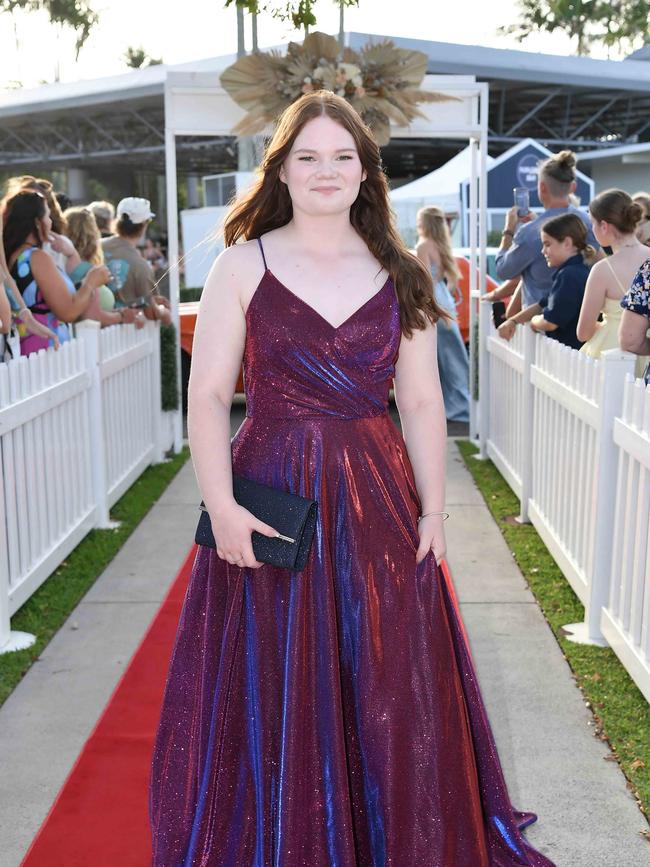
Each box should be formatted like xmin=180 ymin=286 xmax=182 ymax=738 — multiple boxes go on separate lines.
xmin=28 ymin=247 xmax=54 ymax=271
xmin=203 ymin=240 xmax=266 ymax=308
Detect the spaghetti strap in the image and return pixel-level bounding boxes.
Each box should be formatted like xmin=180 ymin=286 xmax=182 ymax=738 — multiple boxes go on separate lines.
xmin=256 ymin=237 xmax=268 ymax=271
xmin=603 ymin=256 xmax=627 ymax=294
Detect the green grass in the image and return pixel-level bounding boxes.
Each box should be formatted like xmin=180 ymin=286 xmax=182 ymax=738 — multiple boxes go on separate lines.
xmin=457 ymin=440 xmax=650 ymax=824
xmin=0 ymin=448 xmax=190 ymax=708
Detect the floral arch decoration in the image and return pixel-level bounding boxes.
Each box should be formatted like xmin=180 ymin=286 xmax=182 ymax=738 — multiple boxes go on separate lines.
xmin=220 ymin=31 xmax=457 ymax=146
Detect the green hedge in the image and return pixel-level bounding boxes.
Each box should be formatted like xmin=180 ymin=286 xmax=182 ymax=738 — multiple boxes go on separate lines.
xmin=160 ymin=323 xmax=179 ymax=412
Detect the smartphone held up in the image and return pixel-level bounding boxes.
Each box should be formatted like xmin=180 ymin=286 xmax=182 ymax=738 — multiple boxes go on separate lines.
xmin=513 ymin=186 xmax=530 ymax=218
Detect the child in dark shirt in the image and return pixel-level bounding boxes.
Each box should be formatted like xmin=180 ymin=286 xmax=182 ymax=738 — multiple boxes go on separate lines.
xmin=498 ymin=213 xmax=595 ymax=349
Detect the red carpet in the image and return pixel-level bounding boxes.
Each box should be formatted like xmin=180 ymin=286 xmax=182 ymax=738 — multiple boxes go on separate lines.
xmin=20 ymin=546 xmax=197 ymax=867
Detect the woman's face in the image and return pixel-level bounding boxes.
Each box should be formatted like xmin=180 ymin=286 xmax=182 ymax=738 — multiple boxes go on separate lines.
xmin=590 ymin=216 xmax=612 ymax=247
xmin=279 ymin=115 xmax=366 ymax=217
xmin=36 ymin=201 xmax=52 ymax=244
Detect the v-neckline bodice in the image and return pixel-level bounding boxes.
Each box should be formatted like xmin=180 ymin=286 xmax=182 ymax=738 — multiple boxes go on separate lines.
xmin=249 ymin=268 xmax=393 ymax=333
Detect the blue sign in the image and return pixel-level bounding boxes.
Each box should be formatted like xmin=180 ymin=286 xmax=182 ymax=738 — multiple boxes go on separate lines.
xmin=516 ymin=154 xmax=540 ymax=190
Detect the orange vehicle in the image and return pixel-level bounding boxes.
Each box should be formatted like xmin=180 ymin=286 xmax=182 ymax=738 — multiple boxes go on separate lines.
xmin=454 ymin=256 xmax=499 ymax=345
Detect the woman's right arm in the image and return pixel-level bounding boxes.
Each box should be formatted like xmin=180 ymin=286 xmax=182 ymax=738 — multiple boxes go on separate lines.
xmin=188 ymin=245 xmax=278 ymax=569
xmin=0 ymin=284 xmax=11 ymax=334
xmin=30 ymin=251 xmax=102 ymax=322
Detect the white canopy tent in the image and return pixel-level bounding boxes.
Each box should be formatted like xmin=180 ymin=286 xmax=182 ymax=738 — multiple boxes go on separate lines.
xmin=163 ymin=70 xmax=490 ymax=446
xmin=390 ymin=145 xmax=496 ymax=246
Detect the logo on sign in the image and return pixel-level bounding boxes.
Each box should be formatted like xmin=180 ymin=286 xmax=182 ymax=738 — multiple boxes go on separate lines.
xmin=516 ymin=154 xmax=540 ymax=190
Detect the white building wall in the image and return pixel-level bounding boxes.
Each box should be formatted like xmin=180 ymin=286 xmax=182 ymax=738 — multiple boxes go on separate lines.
xmin=588 ymin=161 xmax=650 ymax=195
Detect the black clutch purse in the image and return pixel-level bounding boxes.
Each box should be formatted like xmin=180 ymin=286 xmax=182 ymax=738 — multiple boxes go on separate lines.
xmin=195 ymin=474 xmax=318 ymax=571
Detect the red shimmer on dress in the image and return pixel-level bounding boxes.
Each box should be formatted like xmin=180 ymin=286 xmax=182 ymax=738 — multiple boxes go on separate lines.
xmin=149 ymin=258 xmax=556 ymax=866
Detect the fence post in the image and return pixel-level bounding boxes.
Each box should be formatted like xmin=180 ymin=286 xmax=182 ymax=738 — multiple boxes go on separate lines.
xmin=517 ymin=326 xmax=537 ymax=523
xmin=476 ymin=299 xmax=491 ymax=459
xmin=563 ymin=348 xmax=636 ymax=645
xmin=76 ymin=321 xmax=113 ymax=528
xmin=149 ymin=320 xmax=165 ymax=463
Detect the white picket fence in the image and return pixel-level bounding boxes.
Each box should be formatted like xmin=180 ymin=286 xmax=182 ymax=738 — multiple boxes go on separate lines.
xmin=601 ymin=376 xmax=650 ymax=700
xmin=484 ymin=320 xmax=650 ymax=703
xmin=0 ymin=321 xmax=173 ymax=654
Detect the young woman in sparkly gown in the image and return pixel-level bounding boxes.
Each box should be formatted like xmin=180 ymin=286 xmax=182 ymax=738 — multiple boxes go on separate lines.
xmin=150 ymin=91 xmax=555 ymax=867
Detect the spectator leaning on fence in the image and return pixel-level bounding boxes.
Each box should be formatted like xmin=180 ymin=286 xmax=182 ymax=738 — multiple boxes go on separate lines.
xmin=102 ymin=197 xmax=171 ymax=326
xmin=578 ymin=189 xmax=650 ymax=379
xmin=495 ymin=150 xmax=600 ymax=311
xmin=2 ymin=191 xmax=107 ymax=355
xmin=64 ymin=206 xmax=142 ymax=328
xmin=619 ymin=259 xmax=650 ymax=385
xmin=497 ymin=213 xmax=593 ymax=350
xmin=0 ymin=208 xmax=59 ymax=350
xmin=4 ymin=175 xmax=79 ymax=275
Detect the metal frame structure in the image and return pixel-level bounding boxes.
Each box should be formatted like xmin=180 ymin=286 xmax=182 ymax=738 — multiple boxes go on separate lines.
xmin=2 ymin=34 xmax=650 ymax=180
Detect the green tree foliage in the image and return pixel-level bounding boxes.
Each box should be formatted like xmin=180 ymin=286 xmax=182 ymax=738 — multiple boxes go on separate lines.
xmin=225 ymin=0 xmax=358 ymax=35
xmin=123 ymin=46 xmax=163 ymax=69
xmin=501 ymin=0 xmax=650 ymax=55
xmin=0 ymin=0 xmax=97 ymax=55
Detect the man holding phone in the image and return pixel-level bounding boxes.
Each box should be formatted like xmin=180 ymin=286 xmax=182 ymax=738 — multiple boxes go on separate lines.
xmin=495 ymin=150 xmax=600 ymax=313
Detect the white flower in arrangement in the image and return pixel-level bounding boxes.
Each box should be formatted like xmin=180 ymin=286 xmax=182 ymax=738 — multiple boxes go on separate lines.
xmin=339 ymin=62 xmax=362 ymax=81
xmin=313 ymin=66 xmax=327 ymax=81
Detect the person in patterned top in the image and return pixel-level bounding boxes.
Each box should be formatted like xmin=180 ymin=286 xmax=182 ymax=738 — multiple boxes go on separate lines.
xmin=620 ymin=258 xmax=650 ymax=384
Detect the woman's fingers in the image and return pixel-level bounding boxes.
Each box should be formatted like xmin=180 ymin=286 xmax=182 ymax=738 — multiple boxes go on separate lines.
xmin=254 ymin=519 xmax=281 ymax=538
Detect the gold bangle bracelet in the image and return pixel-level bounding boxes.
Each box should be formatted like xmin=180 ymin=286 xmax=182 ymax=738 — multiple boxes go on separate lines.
xmin=418 ymin=511 xmax=449 ymax=522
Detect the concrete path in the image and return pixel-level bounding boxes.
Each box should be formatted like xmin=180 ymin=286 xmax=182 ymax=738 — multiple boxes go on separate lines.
xmin=0 ymin=434 xmax=647 ymax=866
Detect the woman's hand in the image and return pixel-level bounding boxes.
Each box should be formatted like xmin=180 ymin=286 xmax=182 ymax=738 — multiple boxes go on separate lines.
xmin=416 ymin=513 xmax=447 ymax=564
xmin=17 ymin=308 xmax=60 ymax=348
xmin=210 ymin=501 xmax=281 ymax=569
xmin=83 ymin=264 xmax=112 ymax=290
xmin=48 ymin=232 xmax=76 ymax=258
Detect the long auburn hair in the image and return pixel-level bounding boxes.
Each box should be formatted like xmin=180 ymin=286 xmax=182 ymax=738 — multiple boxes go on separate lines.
xmin=224 ymin=90 xmax=444 ymax=336
xmin=417 ymin=206 xmax=460 ymax=288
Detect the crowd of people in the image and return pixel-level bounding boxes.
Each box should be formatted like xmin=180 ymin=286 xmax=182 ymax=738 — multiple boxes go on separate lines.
xmin=0 ymin=177 xmax=172 ymax=359
xmin=483 ymin=150 xmax=650 ymax=385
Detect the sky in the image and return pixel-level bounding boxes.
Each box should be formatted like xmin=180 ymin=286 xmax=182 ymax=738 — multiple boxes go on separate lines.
xmin=0 ymin=0 xmax=608 ymax=92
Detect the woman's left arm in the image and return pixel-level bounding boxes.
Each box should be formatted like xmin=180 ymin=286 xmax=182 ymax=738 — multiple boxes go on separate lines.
xmin=577 ymin=263 xmax=606 ymax=343
xmin=619 ymin=310 xmax=650 ymax=355
xmin=394 ymin=318 xmax=447 ymax=564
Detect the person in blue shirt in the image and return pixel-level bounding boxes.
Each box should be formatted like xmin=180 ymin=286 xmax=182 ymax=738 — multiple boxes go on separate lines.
xmin=495 ymin=150 xmax=599 ymax=310
xmin=497 ymin=213 xmax=594 ymax=350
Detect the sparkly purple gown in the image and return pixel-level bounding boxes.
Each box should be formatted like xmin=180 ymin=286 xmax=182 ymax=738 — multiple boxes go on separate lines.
xmin=149 ymin=239 xmax=556 ymax=866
